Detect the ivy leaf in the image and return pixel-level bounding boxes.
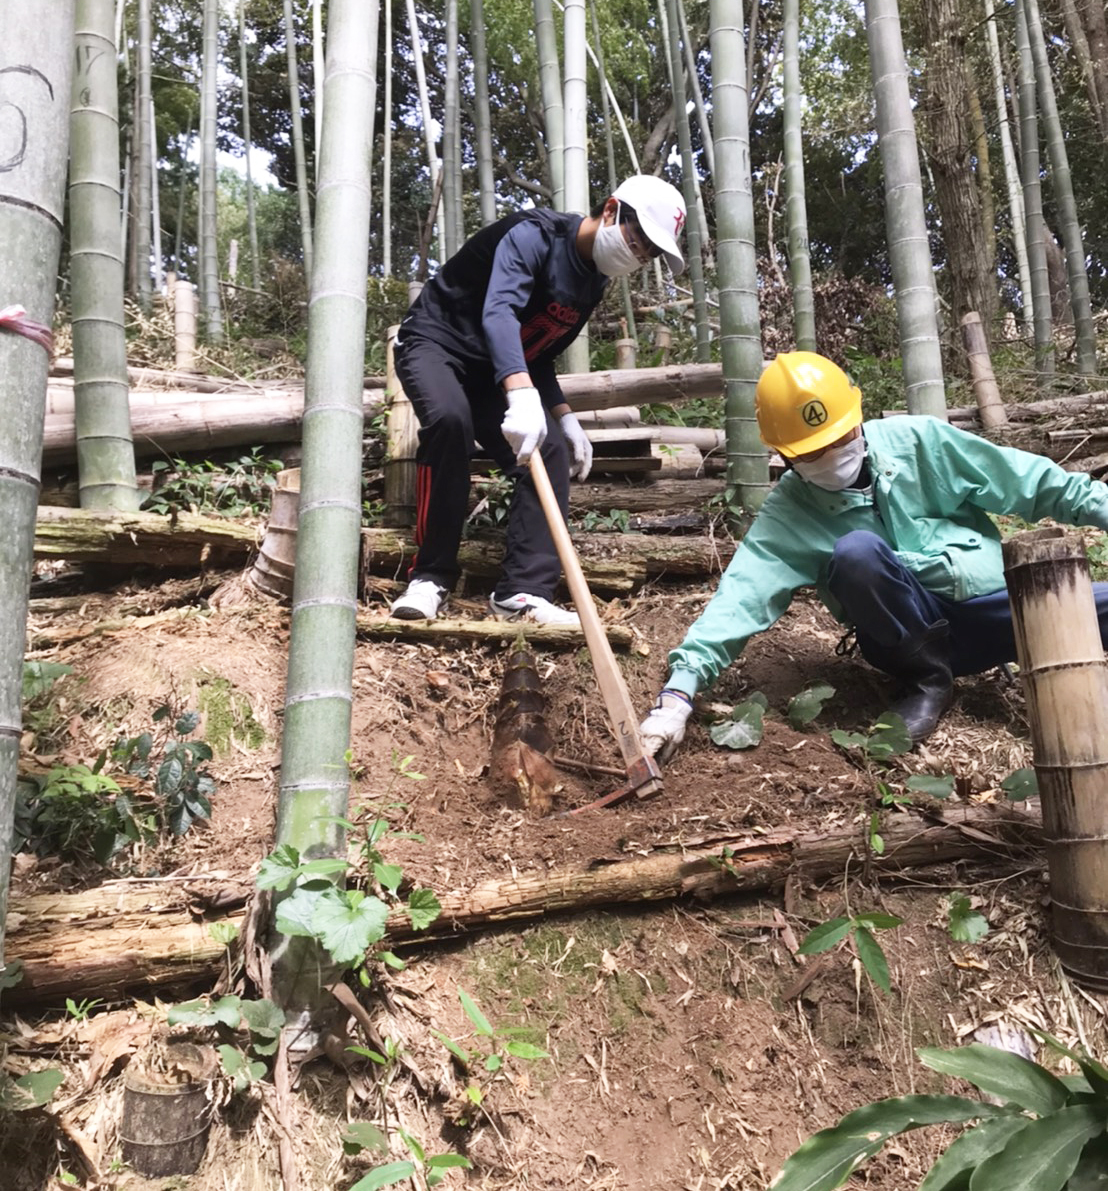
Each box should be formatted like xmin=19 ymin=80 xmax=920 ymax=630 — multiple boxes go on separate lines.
xmin=256 ymin=845 xmax=302 ymax=891
xmin=312 ymin=890 xmax=389 ymax=965
xmin=1002 ymin=768 xmax=1038 ymax=801
xmin=709 ymin=701 xmax=765 ymax=750
xmin=406 ymin=887 xmax=442 ymax=931
xmin=1 ymin=1068 xmax=64 ymax=1110
xmin=947 ymin=894 xmax=989 ymax=944
xmin=787 ymin=684 xmax=836 ymax=729
xmin=240 ymin=999 xmax=284 ymax=1056
xmin=274 ymin=884 xmax=331 ymax=938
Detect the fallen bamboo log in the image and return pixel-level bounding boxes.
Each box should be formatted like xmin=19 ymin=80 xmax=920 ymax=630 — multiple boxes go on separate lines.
xmin=40 ymin=364 xmax=723 ymax=466
xmin=363 ymin=527 xmax=738 ymax=595
xmin=3 ymin=802 xmax=1037 ymax=1003
xmin=356 ymin=613 xmax=636 ymax=650
xmin=34 ymin=507 xmax=257 ymax=566
xmin=567 ymin=478 xmax=721 ymax=515
xmin=947 ymin=392 xmax=1108 ymax=424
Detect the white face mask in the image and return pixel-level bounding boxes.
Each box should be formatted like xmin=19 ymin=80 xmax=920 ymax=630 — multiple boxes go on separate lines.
xmin=792 ymin=435 xmax=866 ymax=491
xmin=592 ymin=212 xmax=642 ymax=278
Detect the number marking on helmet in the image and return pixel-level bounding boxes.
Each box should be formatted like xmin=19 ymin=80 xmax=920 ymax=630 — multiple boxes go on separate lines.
xmin=802 ymin=400 xmax=829 ymax=427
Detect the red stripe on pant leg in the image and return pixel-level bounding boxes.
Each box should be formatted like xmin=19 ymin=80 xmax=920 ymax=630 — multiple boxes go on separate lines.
xmin=415 ymin=463 xmax=432 ymax=548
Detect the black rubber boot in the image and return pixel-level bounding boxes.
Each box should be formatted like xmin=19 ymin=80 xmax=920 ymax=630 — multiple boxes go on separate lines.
xmin=885 ymin=620 xmax=954 ymax=743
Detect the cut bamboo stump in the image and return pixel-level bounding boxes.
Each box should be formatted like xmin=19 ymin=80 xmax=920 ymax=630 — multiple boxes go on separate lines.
xmin=120 ymin=1043 xmax=217 ymax=1176
xmin=174 ymin=279 xmax=197 ymax=372
xmin=1003 ymin=528 xmax=1108 ymax=990
xmin=2 ymin=803 xmax=1037 ymax=1003
xmin=960 ymin=311 xmax=1008 ymax=429
xmin=383 ymin=325 xmax=418 ymax=529
xmin=250 ymin=468 xmax=300 ymax=600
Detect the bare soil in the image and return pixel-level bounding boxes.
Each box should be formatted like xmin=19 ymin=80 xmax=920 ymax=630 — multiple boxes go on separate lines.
xmin=6 ymin=564 xmax=1107 ymax=1191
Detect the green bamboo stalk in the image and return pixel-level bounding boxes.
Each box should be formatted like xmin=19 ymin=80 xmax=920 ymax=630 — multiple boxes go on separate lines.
xmin=665 ymin=0 xmax=711 ymax=362
xmin=1015 ymin=0 xmax=1054 ymax=380
xmin=200 ymin=0 xmax=224 ymax=340
xmin=272 ymin=0 xmax=378 ymax=1014
xmin=70 ymin=0 xmax=141 ymax=512
xmin=0 ymin=2 xmax=76 ymax=973
xmin=782 ymin=0 xmax=816 ymax=351
xmin=1024 ymin=0 xmax=1096 ymax=375
xmin=134 ymin=0 xmax=153 ymax=311
xmin=240 ymin=0 xmax=262 ymax=291
xmin=533 ymin=0 xmax=565 ymax=210
xmin=864 ymin=0 xmax=946 ymax=415
xmin=562 ymin=0 xmax=589 ymax=374
xmin=589 ymin=0 xmax=637 ymax=345
xmin=710 ymin=0 xmax=769 ymax=519
xmin=443 ymin=0 xmax=461 ymax=256
xmin=470 ymin=0 xmax=497 ymax=226
xmin=283 ymin=0 xmax=314 ymax=283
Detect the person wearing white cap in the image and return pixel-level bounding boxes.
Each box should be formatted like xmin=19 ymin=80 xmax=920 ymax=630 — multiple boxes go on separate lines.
xmin=389 ymin=175 xmax=687 ymax=624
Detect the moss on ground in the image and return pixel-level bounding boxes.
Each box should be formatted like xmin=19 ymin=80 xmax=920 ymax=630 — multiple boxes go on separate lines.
xmin=196 ymin=675 xmax=266 ymax=756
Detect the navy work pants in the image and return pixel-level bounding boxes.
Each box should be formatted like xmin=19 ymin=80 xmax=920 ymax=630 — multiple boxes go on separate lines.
xmin=393 ymin=334 xmax=570 ymax=600
xmin=826 ymin=530 xmax=1108 ymax=677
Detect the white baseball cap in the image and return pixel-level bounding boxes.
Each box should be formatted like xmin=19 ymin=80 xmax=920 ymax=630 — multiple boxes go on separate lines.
xmin=611 ymin=175 xmax=687 ymax=274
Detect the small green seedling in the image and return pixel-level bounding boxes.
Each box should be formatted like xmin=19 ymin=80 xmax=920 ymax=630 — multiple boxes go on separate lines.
xmin=831 ymin=711 xmax=912 ymax=761
xmin=710 ymin=691 xmax=768 ymax=750
xmin=787 ymin=683 xmax=836 ymax=729
xmin=344 ymin=1124 xmax=472 ymax=1190
xmin=797 ymin=911 xmax=904 ymax=995
xmin=946 ymin=892 xmax=990 ymax=944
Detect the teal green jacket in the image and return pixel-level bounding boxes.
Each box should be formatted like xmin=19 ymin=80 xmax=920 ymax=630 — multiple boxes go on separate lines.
xmin=666 ymin=416 xmax=1108 ymax=698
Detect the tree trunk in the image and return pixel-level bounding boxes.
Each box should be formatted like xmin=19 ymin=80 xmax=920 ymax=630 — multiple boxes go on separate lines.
xmin=442 ymin=0 xmax=461 ymax=257
xmin=919 ymin=0 xmax=995 ymax=336
xmin=864 ymin=0 xmax=946 ymax=415
xmin=1076 ymin=0 xmax=1108 ymax=141
xmin=406 ymin=0 xmax=446 ymax=265
xmin=70 ymin=0 xmax=141 ymax=512
xmin=1058 ymin=0 xmax=1108 ymax=142
xmin=0 ymin=2 xmax=76 ymax=972
xmin=710 ymin=0 xmax=769 ymax=519
xmin=271 ymin=0 xmax=378 ymax=1016
xmin=3 ymin=802 xmax=1039 ymax=1003
xmin=382 ymin=0 xmax=393 ymax=274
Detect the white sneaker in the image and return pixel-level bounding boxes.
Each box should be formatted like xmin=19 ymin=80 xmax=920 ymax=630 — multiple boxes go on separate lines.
xmin=390 ymin=578 xmax=449 ymax=620
xmin=489 ymin=593 xmax=580 ymax=626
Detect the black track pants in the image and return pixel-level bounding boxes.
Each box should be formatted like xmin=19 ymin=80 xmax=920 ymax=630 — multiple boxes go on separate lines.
xmin=393 ymin=335 xmax=571 ymax=600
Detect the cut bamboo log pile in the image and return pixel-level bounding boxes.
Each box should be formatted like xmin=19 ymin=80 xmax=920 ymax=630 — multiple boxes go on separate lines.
xmin=2 ymin=801 xmax=1038 ymax=1003
xmin=40 ymin=363 xmax=724 ymax=467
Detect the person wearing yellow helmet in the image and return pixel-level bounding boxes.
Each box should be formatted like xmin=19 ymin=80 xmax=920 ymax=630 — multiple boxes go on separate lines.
xmin=639 ymin=350 xmax=1108 ymax=757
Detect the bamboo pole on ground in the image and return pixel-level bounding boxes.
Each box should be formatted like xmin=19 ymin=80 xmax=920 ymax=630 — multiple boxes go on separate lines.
xmin=1003 ymin=527 xmax=1108 ymax=990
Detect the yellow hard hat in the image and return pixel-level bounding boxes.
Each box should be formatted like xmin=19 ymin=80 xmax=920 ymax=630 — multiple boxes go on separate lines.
xmin=756 ymin=352 xmax=863 ymax=457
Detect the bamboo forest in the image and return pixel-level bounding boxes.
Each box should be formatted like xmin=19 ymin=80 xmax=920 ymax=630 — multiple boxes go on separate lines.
xmin=4 ymin=1 xmax=1108 ymax=1189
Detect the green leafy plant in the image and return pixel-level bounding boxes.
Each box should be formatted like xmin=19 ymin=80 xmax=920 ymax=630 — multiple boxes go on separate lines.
xmin=771 ymin=1031 xmax=1108 ymax=1191
xmin=577 ymin=507 xmax=631 ymax=533
xmin=0 ymin=1061 xmax=63 ymax=1111
xmin=433 ymin=988 xmax=550 ymax=1126
xmin=143 ymin=447 xmax=281 ymax=518
xmin=65 ymin=997 xmax=103 ymax=1022
xmin=1002 ymin=767 xmax=1039 ymax=801
xmin=167 ymin=995 xmax=284 ymax=1091
xmin=947 ymin=892 xmax=990 ymax=944
xmin=787 ymin=683 xmax=836 ymax=729
xmin=111 ymin=703 xmax=217 ymax=837
xmin=466 ymin=469 xmax=513 ymax=531
xmin=709 ymin=691 xmax=768 ymax=750
xmin=344 ymin=1124 xmax=472 ymax=1190
xmin=21 ymin=661 xmax=75 ymax=751
xmin=831 ymin=711 xmax=912 ymax=761
xmin=797 ymin=911 xmax=905 ymax=995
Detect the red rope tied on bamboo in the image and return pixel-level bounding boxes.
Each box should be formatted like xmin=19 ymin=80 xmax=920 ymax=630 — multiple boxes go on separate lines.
xmin=0 ymin=304 xmax=53 ymax=353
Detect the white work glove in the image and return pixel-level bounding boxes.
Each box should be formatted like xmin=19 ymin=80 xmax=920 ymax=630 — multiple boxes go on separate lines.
xmin=559 ymin=411 xmax=593 ymax=481
xmin=501 ymin=386 xmax=548 ymax=465
xmin=639 ymin=690 xmax=694 ymax=762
